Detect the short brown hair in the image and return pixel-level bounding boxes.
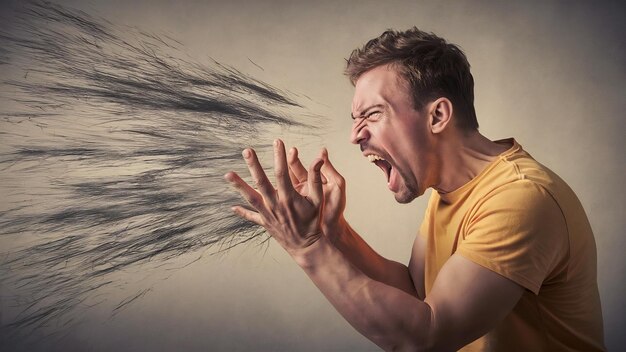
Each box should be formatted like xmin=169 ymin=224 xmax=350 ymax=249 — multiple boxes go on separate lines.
xmin=345 ymin=27 xmax=478 ymax=130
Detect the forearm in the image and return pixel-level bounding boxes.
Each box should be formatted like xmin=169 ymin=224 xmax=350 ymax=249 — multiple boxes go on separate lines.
xmin=294 ymin=236 xmax=434 ymax=351
xmin=325 ymin=217 xmax=417 ymax=297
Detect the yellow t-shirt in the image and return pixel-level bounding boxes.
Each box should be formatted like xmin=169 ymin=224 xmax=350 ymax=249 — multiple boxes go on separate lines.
xmin=420 ymin=139 xmax=605 ymax=351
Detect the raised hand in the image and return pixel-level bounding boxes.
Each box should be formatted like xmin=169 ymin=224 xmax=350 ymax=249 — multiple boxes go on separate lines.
xmin=224 ymin=139 xmax=325 ymax=255
xmin=287 ymin=147 xmax=347 ymax=241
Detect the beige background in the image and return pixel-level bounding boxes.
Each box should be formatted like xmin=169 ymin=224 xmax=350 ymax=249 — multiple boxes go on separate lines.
xmin=4 ymin=0 xmax=625 ymax=350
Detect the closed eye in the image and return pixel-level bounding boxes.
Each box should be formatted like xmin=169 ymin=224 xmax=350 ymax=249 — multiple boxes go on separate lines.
xmin=366 ymin=111 xmax=383 ymax=120
xmin=351 ymin=104 xmax=385 ymax=121
xmin=351 ymin=111 xmax=382 ymax=127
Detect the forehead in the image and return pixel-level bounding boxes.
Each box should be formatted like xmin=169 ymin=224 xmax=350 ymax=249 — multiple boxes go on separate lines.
xmin=351 ymin=65 xmax=411 ymax=115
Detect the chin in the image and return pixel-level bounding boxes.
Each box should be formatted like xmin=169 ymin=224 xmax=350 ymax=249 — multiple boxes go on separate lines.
xmin=393 ymin=187 xmax=419 ymax=204
xmin=392 ymin=174 xmax=422 ymax=203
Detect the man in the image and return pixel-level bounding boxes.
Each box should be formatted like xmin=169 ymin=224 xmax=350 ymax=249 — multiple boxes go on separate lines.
xmin=225 ymin=28 xmax=605 ymax=351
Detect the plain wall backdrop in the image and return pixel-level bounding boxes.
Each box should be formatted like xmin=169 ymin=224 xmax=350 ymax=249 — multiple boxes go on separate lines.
xmin=1 ymin=0 xmax=624 ymax=351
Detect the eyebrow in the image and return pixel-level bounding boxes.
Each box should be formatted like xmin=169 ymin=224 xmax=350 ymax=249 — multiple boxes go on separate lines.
xmin=351 ymin=104 xmax=384 ymax=120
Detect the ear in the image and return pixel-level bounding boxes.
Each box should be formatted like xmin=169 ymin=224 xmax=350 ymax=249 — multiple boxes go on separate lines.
xmin=427 ymin=97 xmax=453 ymax=134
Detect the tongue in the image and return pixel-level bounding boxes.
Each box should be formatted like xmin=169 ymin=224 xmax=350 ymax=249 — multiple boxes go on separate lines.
xmin=388 ymin=167 xmax=399 ymax=192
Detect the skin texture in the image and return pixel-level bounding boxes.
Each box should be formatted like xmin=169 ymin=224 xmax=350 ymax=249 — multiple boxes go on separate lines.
xmin=226 ymin=65 xmax=525 ymax=351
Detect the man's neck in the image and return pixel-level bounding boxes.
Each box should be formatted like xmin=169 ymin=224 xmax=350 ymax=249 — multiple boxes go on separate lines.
xmin=433 ymin=131 xmax=510 ymax=196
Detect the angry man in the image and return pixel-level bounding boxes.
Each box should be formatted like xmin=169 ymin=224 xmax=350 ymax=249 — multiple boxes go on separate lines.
xmin=225 ymin=28 xmax=605 ymax=351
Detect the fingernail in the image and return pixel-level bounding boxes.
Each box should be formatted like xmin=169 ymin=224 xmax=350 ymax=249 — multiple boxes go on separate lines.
xmin=274 ymin=139 xmax=280 ymax=147
xmin=242 ymin=149 xmax=250 ymax=158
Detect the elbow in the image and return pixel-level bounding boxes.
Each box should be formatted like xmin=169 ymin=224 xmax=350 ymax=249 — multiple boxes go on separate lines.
xmin=357 ymin=292 xmax=447 ymax=351
xmin=390 ymin=334 xmax=440 ymax=352
xmin=380 ymin=305 xmax=445 ymax=352
xmin=370 ymin=317 xmax=440 ymax=352
xmin=378 ymin=339 xmax=436 ymax=352
xmin=383 ymin=337 xmax=446 ymax=352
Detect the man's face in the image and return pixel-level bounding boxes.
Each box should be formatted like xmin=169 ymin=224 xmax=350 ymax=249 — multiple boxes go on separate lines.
xmin=350 ymin=65 xmax=436 ymax=203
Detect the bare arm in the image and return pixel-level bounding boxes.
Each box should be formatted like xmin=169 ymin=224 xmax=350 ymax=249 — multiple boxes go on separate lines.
xmin=225 ymin=141 xmax=524 ymax=351
xmin=409 ymin=235 xmax=427 ymax=300
xmin=296 ymin=238 xmax=523 ymax=351
xmin=333 ymin=219 xmax=418 ymax=297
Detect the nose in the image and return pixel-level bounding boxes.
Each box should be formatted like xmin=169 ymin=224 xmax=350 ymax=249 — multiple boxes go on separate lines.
xmin=350 ymin=119 xmax=370 ymax=145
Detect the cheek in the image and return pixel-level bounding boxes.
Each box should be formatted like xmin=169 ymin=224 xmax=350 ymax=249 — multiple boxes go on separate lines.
xmin=394 ymin=128 xmax=423 ymax=153
xmin=394 ymin=129 xmax=432 ymax=174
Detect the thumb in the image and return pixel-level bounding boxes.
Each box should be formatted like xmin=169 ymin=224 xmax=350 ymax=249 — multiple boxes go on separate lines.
xmin=307 ymin=157 xmax=324 ymax=206
xmin=320 ymin=148 xmax=342 ymax=181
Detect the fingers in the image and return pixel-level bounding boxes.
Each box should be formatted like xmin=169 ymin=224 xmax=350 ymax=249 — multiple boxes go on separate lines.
xmin=288 ymin=160 xmax=299 ymax=186
xmin=320 ymin=147 xmax=345 ymax=187
xmin=274 ymin=139 xmax=295 ymax=200
xmin=231 ymin=205 xmax=264 ymax=226
xmin=307 ymin=158 xmax=324 ymax=206
xmin=224 ymin=171 xmax=268 ymax=213
xmin=289 ymin=146 xmax=328 ymax=185
xmin=230 ymin=143 xmax=332 ymax=210
xmin=288 ymin=147 xmax=308 ymax=183
xmin=242 ymin=148 xmax=276 ymax=204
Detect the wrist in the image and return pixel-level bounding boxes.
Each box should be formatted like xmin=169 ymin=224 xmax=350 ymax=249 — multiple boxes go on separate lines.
xmin=322 ymin=215 xmax=349 ymax=244
xmin=291 ymin=235 xmax=332 ymax=269
xmin=324 ymin=216 xmax=355 ymax=250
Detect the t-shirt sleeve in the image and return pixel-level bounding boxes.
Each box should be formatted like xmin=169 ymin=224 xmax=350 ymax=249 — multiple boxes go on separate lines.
xmin=456 ymin=180 xmax=569 ymax=294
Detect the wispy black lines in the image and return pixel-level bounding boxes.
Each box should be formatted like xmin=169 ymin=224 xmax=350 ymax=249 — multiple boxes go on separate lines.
xmin=0 ymin=0 xmax=323 ymax=343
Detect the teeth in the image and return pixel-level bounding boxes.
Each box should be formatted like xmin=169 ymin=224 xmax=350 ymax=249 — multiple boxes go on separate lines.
xmin=366 ymin=154 xmax=385 ymax=162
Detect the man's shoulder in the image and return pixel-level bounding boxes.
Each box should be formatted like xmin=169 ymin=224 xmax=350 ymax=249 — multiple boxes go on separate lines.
xmin=482 ymin=141 xmax=575 ymax=206
xmin=498 ymin=144 xmax=586 ymax=218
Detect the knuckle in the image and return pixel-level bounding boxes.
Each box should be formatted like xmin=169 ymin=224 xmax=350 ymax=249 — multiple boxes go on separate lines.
xmin=274 ymin=207 xmax=287 ymax=219
xmin=253 ymin=179 xmax=264 ymax=189
xmin=249 ymin=196 xmax=263 ymax=209
xmin=281 ymin=194 xmax=294 ymax=204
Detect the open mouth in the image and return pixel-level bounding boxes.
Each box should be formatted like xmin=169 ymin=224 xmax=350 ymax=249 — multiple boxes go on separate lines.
xmin=367 ymin=154 xmax=392 ymax=182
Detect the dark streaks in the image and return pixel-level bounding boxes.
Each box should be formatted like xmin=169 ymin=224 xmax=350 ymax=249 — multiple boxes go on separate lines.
xmin=0 ymin=0 xmax=324 ymax=344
